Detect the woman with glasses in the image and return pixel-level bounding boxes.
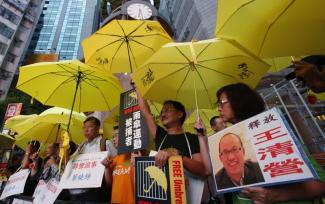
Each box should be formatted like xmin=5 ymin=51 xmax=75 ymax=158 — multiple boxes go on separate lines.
xmin=210 ymin=83 xmax=325 ymax=204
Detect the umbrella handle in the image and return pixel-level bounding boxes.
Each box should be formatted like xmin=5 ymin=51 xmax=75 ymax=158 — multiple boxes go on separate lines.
xmin=144 ymin=179 xmax=156 ymax=193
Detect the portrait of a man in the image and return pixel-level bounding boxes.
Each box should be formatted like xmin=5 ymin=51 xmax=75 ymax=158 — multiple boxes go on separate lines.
xmin=215 ymin=133 xmax=265 ymax=189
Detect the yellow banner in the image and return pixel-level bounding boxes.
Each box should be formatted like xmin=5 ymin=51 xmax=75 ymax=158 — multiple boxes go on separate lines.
xmin=168 ymin=156 xmax=187 ymax=204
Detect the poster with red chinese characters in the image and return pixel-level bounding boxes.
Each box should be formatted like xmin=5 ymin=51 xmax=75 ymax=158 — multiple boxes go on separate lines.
xmin=59 ymin=151 xmax=107 ymax=189
xmin=208 ymin=108 xmax=317 ymax=194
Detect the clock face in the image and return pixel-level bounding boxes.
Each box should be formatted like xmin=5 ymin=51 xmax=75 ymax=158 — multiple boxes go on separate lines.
xmin=127 ymin=3 xmax=153 ymax=20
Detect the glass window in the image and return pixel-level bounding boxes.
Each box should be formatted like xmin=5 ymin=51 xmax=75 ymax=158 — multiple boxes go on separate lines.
xmin=0 ymin=41 xmax=7 ymax=55
xmin=0 ymin=22 xmax=14 ymax=39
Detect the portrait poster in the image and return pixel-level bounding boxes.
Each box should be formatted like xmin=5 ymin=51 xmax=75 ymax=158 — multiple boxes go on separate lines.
xmin=135 ymin=156 xmax=187 ymax=204
xmin=1 ymin=103 xmax=23 ymax=135
xmin=208 ymin=108 xmax=317 ymax=194
xmin=118 ymin=89 xmax=149 ymax=154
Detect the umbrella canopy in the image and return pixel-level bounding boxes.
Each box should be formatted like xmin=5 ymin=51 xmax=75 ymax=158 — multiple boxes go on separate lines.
xmin=16 ymin=60 xmax=122 ymax=113
xmin=184 ymin=109 xmax=219 ymax=135
xmin=132 ymin=38 xmax=270 ymax=109
xmin=82 ymin=19 xmax=173 ymax=73
xmin=5 ymin=114 xmax=37 ymax=128
xmin=144 ymin=166 xmax=167 ymax=193
xmin=215 ymin=0 xmax=325 ymax=58
xmin=5 ymin=107 xmax=86 ymax=145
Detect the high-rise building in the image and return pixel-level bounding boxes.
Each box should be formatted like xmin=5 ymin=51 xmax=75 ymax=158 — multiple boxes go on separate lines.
xmin=27 ymin=0 xmax=100 ymax=61
xmin=0 ymin=0 xmax=44 ymax=101
xmin=159 ymin=0 xmax=216 ymax=42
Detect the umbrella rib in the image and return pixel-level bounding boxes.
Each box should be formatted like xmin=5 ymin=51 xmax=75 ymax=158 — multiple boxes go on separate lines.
xmin=16 ymin=72 xmax=70 ymax=88
xmin=216 ymin=0 xmax=255 ymax=34
xmin=196 ymin=42 xmax=213 ymax=59
xmin=129 ymin=38 xmax=155 ymax=52
xmin=175 ymin=65 xmax=191 ymax=99
xmin=131 ymin=33 xmax=171 ymax=41
xmin=94 ymin=38 xmax=124 ymax=52
xmin=127 ymin=20 xmax=147 ymax=36
xmin=196 ymin=64 xmax=237 ymax=80
xmin=109 ymin=40 xmax=127 ymax=72
xmin=175 ymin=47 xmax=192 ymax=63
xmin=94 ymin=33 xmax=123 ymax=38
xmin=258 ymin=0 xmax=295 ymax=55
xmin=150 ymin=62 xmax=189 ymax=65
xmin=81 ymin=77 xmax=112 ymax=111
xmin=126 ymin=39 xmax=136 ymax=72
xmin=116 ymin=19 xmax=129 ymax=37
xmin=198 ymin=55 xmax=243 ymax=63
xmin=194 ymin=67 xmax=214 ymax=107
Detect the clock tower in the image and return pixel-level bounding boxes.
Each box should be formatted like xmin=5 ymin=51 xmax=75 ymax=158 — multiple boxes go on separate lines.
xmin=101 ymin=0 xmax=174 ymax=37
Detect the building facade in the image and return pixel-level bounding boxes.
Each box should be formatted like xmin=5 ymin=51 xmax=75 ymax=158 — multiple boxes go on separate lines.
xmin=0 ymin=0 xmax=44 ymax=101
xmin=159 ymin=0 xmax=216 ymax=42
xmin=27 ymin=0 xmax=100 ymax=61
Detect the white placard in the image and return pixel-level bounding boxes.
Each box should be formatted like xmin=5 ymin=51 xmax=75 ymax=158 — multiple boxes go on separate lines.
xmin=0 ymin=169 xmax=30 ymax=200
xmin=12 ymin=198 xmax=32 ymax=204
xmin=59 ymin=151 xmax=107 ymax=189
xmin=32 ymin=180 xmax=46 ymax=198
xmin=33 ymin=179 xmax=62 ymax=204
xmin=208 ymin=108 xmax=316 ymax=194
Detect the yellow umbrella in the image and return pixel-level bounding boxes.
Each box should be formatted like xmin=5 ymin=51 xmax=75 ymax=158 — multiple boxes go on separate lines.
xmin=184 ymin=109 xmax=218 ymax=135
xmin=132 ymin=38 xmax=270 ymax=109
xmin=82 ymin=19 xmax=172 ymax=73
xmin=17 ymin=60 xmax=122 ymax=113
xmin=144 ymin=166 xmax=167 ymax=193
xmin=6 ymin=107 xmax=86 ymax=145
xmin=215 ymin=0 xmax=325 ymax=58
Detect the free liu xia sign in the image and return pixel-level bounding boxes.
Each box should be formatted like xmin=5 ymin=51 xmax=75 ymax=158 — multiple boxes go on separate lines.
xmin=118 ymin=89 xmax=149 ymax=154
xmin=135 ymin=156 xmax=187 ymax=204
xmin=208 ymin=108 xmax=317 ymax=194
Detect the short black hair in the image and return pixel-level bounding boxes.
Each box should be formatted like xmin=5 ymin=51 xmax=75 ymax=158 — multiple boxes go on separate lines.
xmin=217 ymin=83 xmax=265 ymax=122
xmin=84 ymin=116 xmax=100 ymax=127
xmin=163 ymin=100 xmax=186 ymax=124
xmin=218 ymin=133 xmax=243 ymax=154
xmin=69 ymin=141 xmax=77 ymax=155
xmin=29 ymin=140 xmax=40 ymax=152
xmin=210 ymin=116 xmax=220 ymax=126
xmin=113 ymin=125 xmax=119 ymax=130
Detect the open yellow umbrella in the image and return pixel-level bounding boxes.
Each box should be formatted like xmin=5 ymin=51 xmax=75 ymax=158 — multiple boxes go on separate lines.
xmin=132 ymin=38 xmax=270 ymax=109
xmin=5 ymin=114 xmax=37 ymax=129
xmin=5 ymin=107 xmax=86 ymax=144
xmin=16 ymin=60 xmax=122 ymax=134
xmin=82 ymin=19 xmax=172 ymax=73
xmin=144 ymin=166 xmax=167 ymax=193
xmin=215 ymin=0 xmax=325 ymax=58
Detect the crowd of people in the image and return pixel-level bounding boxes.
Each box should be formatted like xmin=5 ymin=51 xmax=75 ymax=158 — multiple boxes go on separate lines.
xmin=0 ymin=58 xmax=325 ymax=204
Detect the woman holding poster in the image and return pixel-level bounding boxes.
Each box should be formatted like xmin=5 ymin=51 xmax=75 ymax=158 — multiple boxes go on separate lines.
xmin=214 ymin=83 xmax=325 ymax=204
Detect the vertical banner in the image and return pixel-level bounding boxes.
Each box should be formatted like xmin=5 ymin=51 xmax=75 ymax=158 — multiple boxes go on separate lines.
xmin=1 ymin=103 xmax=23 ymax=135
xmin=208 ymin=108 xmax=317 ymax=194
xmin=118 ymin=89 xmax=149 ymax=154
xmin=135 ymin=156 xmax=187 ymax=204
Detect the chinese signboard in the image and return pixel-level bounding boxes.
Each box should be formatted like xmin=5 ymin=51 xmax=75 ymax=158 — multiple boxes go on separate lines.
xmin=135 ymin=156 xmax=187 ymax=204
xmin=118 ymin=89 xmax=149 ymax=154
xmin=1 ymin=103 xmax=23 ymax=135
xmin=0 ymin=169 xmax=30 ymax=200
xmin=33 ymin=179 xmax=62 ymax=204
xmin=59 ymin=151 xmax=107 ymax=189
xmin=208 ymin=108 xmax=316 ymax=194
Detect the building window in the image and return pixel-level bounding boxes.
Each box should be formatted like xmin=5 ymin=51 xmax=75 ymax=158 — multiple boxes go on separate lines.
xmin=6 ymin=53 xmax=16 ymax=63
xmin=0 ymin=5 xmax=20 ymax=25
xmin=0 ymin=41 xmax=8 ymax=55
xmin=0 ymin=22 xmax=14 ymax=39
xmin=13 ymin=37 xmax=23 ymax=48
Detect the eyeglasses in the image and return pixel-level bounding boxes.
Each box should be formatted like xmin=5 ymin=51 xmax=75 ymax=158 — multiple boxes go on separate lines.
xmin=160 ymin=108 xmax=177 ymax=116
xmin=219 ymin=146 xmax=242 ymax=157
xmin=217 ymin=99 xmax=229 ymax=108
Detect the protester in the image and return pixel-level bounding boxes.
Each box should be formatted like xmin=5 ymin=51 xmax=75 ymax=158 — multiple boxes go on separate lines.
xmin=210 ymin=116 xmax=226 ymax=133
xmin=102 ymin=125 xmax=144 ymax=204
xmin=20 ymin=140 xmax=43 ymax=196
xmin=135 ymin=85 xmax=211 ymax=204
xmin=215 ymin=83 xmax=325 ymax=204
xmin=39 ymin=143 xmax=60 ymax=182
xmin=68 ymin=116 xmax=109 ymax=203
xmin=215 ymin=133 xmax=264 ymax=189
xmin=292 ymin=55 xmax=325 ymax=93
